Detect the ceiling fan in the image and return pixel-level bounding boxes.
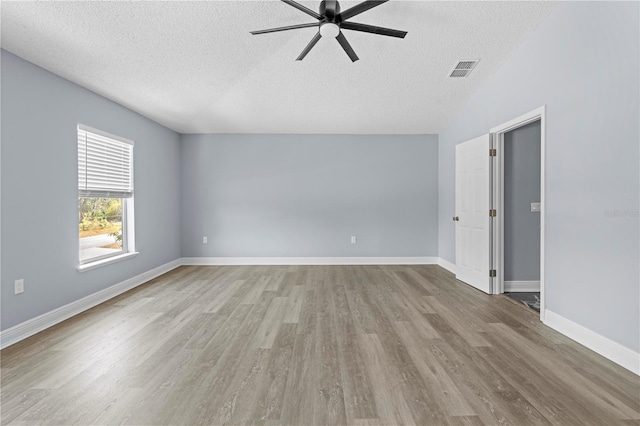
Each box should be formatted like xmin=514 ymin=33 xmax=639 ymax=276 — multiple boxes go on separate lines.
xmin=250 ymin=0 xmax=407 ymax=62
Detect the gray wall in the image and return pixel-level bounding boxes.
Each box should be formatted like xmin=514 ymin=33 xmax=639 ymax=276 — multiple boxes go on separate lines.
xmin=1 ymin=50 xmax=182 ymax=331
xmin=504 ymin=121 xmax=541 ymax=282
xmin=181 ymin=134 xmax=438 ymax=258
xmin=438 ymin=2 xmax=639 ymax=351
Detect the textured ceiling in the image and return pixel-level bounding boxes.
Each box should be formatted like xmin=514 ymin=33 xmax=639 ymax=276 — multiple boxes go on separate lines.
xmin=1 ymin=1 xmax=555 ymax=134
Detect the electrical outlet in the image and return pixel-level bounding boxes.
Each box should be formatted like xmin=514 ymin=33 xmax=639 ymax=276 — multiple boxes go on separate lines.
xmin=351 ymin=236 xmax=357 ymax=244
xmin=14 ymin=279 xmax=24 ymax=295
xmin=203 ymin=236 xmax=208 ymax=244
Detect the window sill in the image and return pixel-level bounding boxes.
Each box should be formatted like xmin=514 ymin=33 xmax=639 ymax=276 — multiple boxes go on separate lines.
xmin=77 ymin=252 xmax=139 ymax=273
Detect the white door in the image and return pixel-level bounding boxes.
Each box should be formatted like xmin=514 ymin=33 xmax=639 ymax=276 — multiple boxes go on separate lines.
xmin=455 ymin=134 xmax=492 ymax=293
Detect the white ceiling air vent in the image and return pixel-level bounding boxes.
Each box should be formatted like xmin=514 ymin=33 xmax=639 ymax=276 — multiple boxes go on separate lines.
xmin=449 ymin=60 xmax=479 ymax=78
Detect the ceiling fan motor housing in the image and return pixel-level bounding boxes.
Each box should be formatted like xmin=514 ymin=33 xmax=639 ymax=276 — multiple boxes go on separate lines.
xmin=320 ymin=1 xmax=341 ymax=22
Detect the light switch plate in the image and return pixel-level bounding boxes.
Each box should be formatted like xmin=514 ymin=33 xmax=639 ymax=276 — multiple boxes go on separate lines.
xmin=531 ymin=202 xmax=541 ymax=212
xmin=14 ymin=279 xmax=24 ymax=294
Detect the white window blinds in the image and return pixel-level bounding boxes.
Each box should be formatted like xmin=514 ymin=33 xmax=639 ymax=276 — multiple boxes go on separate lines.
xmin=77 ymin=125 xmax=134 ymax=198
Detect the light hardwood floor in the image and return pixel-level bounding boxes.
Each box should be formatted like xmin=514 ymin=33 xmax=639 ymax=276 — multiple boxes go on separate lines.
xmin=1 ymin=265 xmax=639 ymax=425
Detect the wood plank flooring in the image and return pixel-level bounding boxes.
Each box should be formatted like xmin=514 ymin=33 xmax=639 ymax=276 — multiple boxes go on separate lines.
xmin=1 ymin=265 xmax=639 ymax=425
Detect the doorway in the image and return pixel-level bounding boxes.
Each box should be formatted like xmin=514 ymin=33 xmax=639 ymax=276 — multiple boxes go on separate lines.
xmin=453 ymin=107 xmax=546 ymax=319
xmin=502 ymin=121 xmax=541 ymax=311
xmin=490 ymin=106 xmax=546 ymax=320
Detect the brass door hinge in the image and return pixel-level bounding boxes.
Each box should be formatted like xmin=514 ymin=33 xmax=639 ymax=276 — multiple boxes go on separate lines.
xmin=489 ymin=148 xmax=497 ymax=157
xmin=490 ymin=269 xmax=497 ymax=277
xmin=489 ymin=209 xmax=497 ymax=217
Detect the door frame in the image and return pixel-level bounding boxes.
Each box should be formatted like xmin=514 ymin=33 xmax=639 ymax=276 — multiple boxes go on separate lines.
xmin=489 ymin=106 xmax=546 ymax=321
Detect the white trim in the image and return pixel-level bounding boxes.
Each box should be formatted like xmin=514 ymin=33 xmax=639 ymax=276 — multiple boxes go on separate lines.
xmin=489 ymin=106 xmax=546 ymax=134
xmin=78 ymin=123 xmax=134 ymax=146
xmin=492 ymin=130 xmax=502 ymax=295
xmin=489 ymin=105 xmax=546 ymax=321
xmin=504 ymin=280 xmax=540 ymax=292
xmin=77 ymin=251 xmax=138 ymax=272
xmin=438 ymin=257 xmax=457 ymax=275
xmin=544 ymin=309 xmax=640 ymax=376
xmin=125 ymin=196 xmax=135 ymax=254
xmin=0 ymin=258 xmax=182 ymax=350
xmin=181 ymin=257 xmax=439 ymax=266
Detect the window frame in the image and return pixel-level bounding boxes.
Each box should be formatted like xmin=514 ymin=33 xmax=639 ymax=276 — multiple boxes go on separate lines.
xmin=77 ymin=125 xmax=136 ymax=269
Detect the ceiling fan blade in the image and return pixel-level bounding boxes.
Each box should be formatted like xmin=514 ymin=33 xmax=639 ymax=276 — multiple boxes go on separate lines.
xmin=336 ymin=32 xmax=359 ymax=62
xmin=251 ymin=22 xmax=319 ymax=35
xmin=281 ymin=0 xmax=322 ymax=20
xmin=337 ymin=0 xmax=389 ymax=22
xmin=296 ymin=32 xmax=322 ymax=61
xmin=340 ymin=21 xmax=407 ymax=38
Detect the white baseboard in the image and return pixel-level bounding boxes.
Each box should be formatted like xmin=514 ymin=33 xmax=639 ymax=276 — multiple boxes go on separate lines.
xmin=504 ymin=280 xmax=540 ymax=292
xmin=438 ymin=257 xmax=457 ymax=275
xmin=0 ymin=259 xmax=182 ymax=350
xmin=181 ymin=257 xmax=439 ymax=266
xmin=544 ymin=309 xmax=639 ymax=376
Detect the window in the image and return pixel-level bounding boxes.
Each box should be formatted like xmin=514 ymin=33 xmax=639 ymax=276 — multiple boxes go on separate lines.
xmin=77 ymin=125 xmax=135 ymax=265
